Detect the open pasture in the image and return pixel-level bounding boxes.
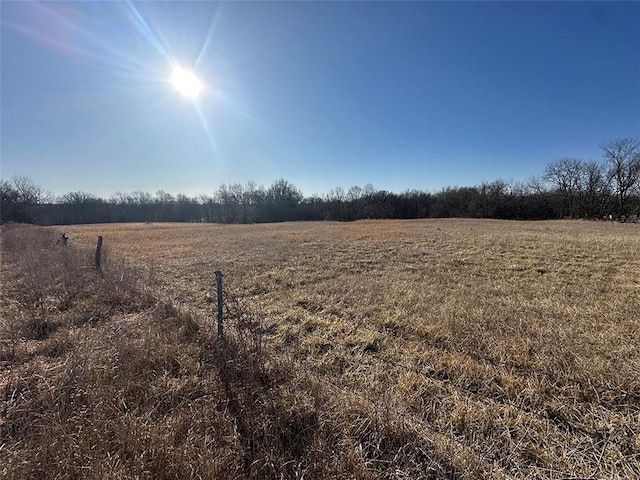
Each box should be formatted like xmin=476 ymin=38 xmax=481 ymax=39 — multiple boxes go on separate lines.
xmin=2 ymin=218 xmax=639 ymax=478
xmin=57 ymin=218 xmax=640 ymax=477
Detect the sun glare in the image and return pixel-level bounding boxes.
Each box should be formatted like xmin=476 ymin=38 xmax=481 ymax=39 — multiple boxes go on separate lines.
xmin=170 ymin=66 xmax=203 ymax=99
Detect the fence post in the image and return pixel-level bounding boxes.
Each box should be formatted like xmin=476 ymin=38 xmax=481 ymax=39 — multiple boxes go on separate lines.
xmin=95 ymin=236 xmax=103 ymax=273
xmin=215 ymin=270 xmax=224 ymax=337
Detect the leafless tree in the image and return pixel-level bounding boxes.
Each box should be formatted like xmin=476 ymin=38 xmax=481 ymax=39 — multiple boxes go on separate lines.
xmin=0 ymin=176 xmax=51 ymax=223
xmin=544 ymin=158 xmax=583 ymax=217
xmin=11 ymin=175 xmax=51 ymax=204
xmin=601 ymin=138 xmax=640 ymax=218
xmin=579 ymin=161 xmax=612 ymax=218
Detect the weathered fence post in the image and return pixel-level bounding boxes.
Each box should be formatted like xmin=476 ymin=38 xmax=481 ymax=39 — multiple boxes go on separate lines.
xmin=95 ymin=236 xmax=103 ymax=273
xmin=215 ymin=270 xmax=224 ymax=337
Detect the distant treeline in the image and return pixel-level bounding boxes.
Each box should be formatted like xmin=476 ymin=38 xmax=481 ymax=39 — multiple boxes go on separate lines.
xmin=2 ymin=138 xmax=639 ymax=225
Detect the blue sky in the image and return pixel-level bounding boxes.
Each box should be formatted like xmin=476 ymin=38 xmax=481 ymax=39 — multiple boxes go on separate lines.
xmin=1 ymin=1 xmax=639 ymax=198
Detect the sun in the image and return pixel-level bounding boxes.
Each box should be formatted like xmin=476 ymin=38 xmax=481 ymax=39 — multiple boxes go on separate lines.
xmin=170 ymin=66 xmax=203 ymax=99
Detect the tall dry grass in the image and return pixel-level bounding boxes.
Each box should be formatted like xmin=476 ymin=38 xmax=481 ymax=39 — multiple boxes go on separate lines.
xmin=1 ymin=224 xmax=482 ymax=479
xmin=49 ymin=219 xmax=640 ymax=478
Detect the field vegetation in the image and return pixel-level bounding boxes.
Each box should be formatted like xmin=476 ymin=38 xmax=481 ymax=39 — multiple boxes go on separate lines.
xmin=2 ymin=219 xmax=639 ymax=478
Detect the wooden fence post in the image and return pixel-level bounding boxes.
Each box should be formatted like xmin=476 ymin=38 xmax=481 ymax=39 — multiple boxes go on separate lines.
xmin=215 ymin=270 xmax=224 ymax=337
xmin=95 ymin=236 xmax=103 ymax=273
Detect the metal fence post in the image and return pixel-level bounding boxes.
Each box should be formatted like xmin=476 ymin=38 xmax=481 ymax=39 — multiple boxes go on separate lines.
xmin=215 ymin=270 xmax=224 ymax=337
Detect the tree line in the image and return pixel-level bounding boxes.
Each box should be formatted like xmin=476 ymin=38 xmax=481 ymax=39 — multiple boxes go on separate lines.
xmin=2 ymin=138 xmax=639 ymax=225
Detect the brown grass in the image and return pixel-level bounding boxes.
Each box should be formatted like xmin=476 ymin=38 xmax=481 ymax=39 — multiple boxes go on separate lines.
xmin=2 ymin=219 xmax=639 ymax=478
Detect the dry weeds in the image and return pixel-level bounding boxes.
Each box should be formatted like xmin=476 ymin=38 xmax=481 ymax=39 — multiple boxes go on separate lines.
xmin=2 ymin=219 xmax=639 ymax=478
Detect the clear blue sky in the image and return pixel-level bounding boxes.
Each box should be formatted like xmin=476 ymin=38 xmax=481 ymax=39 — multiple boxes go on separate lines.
xmin=1 ymin=1 xmax=639 ymax=198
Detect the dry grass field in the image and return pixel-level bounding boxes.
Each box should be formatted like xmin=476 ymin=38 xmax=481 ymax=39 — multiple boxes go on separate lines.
xmin=2 ymin=219 xmax=639 ymax=479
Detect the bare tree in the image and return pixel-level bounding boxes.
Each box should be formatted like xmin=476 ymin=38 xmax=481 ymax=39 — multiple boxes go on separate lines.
xmin=0 ymin=176 xmax=50 ymax=223
xmin=11 ymin=175 xmax=50 ymax=204
xmin=527 ymin=175 xmax=549 ymax=195
xmin=544 ymin=158 xmax=583 ymax=218
xmin=325 ymin=186 xmax=346 ymax=220
xmin=601 ymin=138 xmax=640 ymax=218
xmin=215 ymin=184 xmax=236 ymax=223
xmin=347 ymin=185 xmax=364 ymax=220
xmin=265 ymin=179 xmax=303 ymax=222
xmin=578 ymin=161 xmax=612 ymax=218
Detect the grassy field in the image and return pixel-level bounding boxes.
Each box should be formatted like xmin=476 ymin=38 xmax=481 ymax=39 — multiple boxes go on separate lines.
xmin=2 ymin=219 xmax=639 ymax=478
